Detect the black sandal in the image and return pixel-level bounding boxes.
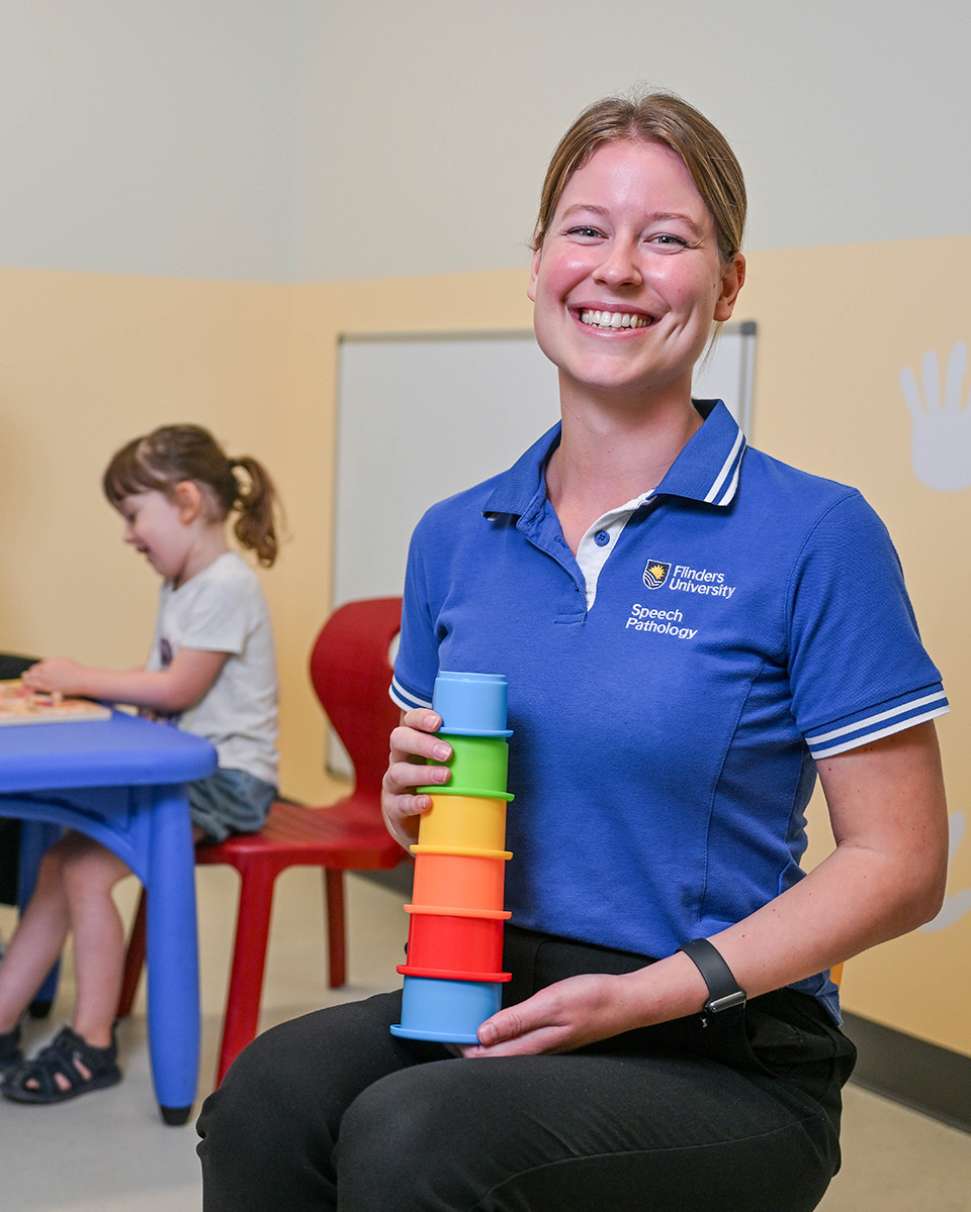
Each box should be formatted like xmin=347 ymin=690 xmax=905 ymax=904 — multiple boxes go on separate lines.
xmin=2 ymin=1025 xmax=121 ymax=1104
xmin=0 ymin=1024 xmax=23 ymax=1086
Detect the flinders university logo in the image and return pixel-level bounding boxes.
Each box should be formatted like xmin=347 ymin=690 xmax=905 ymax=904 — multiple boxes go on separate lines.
xmin=642 ymin=560 xmax=671 ymax=590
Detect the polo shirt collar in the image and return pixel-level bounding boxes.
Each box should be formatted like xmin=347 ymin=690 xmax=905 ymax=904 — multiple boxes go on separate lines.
xmin=482 ymin=399 xmax=746 ymax=517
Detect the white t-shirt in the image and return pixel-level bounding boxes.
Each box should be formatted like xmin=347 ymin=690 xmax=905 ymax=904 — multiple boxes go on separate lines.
xmin=147 ymin=552 xmax=278 ymax=787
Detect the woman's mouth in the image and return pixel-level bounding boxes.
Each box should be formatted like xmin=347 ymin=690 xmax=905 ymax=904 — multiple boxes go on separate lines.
xmin=574 ymin=308 xmax=656 ymax=331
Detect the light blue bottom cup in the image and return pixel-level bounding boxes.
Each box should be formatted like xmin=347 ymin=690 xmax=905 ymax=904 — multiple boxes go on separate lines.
xmin=390 ymin=975 xmax=502 ymax=1044
xmin=433 ymin=671 xmax=511 ymax=738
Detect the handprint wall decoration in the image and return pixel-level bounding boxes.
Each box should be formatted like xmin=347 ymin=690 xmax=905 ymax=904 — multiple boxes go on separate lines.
xmin=900 ymin=342 xmax=971 ymax=491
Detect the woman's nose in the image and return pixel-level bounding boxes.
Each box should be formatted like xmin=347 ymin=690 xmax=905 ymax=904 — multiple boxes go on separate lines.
xmin=593 ymin=241 xmax=643 ymax=289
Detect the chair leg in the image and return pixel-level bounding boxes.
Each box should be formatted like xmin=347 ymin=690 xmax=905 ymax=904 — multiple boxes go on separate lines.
xmin=117 ymin=889 xmax=148 ymax=1019
xmin=324 ymin=868 xmax=346 ymax=988
xmin=215 ymin=863 xmax=277 ymax=1086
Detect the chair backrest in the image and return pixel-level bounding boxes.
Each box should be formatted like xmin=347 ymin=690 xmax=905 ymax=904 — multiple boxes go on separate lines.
xmin=309 ymin=597 xmax=403 ymax=797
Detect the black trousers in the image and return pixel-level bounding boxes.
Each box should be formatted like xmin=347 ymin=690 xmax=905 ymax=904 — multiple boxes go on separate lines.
xmin=197 ymin=927 xmax=856 ymax=1212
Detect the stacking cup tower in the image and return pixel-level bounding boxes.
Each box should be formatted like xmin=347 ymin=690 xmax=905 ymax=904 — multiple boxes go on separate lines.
xmin=390 ymin=671 xmax=514 ymax=1044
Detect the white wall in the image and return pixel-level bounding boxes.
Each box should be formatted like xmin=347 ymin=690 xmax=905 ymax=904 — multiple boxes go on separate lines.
xmin=0 ymin=0 xmax=310 ymax=280
xmin=1 ymin=1 xmax=969 ymax=281
xmin=289 ymin=0 xmax=971 ymax=277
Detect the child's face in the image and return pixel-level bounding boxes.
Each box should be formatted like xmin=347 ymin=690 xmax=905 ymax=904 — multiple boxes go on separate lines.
xmin=118 ymin=491 xmax=192 ymax=582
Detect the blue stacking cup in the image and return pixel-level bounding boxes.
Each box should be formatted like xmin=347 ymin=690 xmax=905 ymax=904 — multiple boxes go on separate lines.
xmin=433 ymin=671 xmax=511 ymax=738
xmin=390 ymin=975 xmax=503 ymax=1044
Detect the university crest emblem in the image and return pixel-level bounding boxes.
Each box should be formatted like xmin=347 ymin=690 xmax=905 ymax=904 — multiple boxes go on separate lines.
xmin=642 ymin=560 xmax=671 ymax=590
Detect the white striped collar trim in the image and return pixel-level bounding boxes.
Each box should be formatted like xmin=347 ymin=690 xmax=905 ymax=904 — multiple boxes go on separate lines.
xmin=703 ymin=429 xmax=746 ymax=505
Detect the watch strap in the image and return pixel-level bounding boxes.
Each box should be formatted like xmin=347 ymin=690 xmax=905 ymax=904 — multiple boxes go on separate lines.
xmin=679 ymin=938 xmax=746 ymax=1014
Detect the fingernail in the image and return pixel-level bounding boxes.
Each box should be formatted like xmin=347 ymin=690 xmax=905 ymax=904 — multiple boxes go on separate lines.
xmin=433 ymin=743 xmax=451 ymax=760
xmin=417 ymin=796 xmax=431 ymax=810
xmin=426 ymin=712 xmax=441 ymax=730
xmin=435 ymin=767 xmax=449 ymax=782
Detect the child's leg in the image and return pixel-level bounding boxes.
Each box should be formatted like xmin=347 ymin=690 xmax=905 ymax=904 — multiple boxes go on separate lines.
xmin=0 ymin=841 xmax=72 ymax=1033
xmin=58 ymin=834 xmax=132 ymax=1047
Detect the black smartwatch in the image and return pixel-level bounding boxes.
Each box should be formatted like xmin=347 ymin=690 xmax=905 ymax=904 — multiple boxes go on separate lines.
xmin=679 ymin=938 xmax=747 ymax=1019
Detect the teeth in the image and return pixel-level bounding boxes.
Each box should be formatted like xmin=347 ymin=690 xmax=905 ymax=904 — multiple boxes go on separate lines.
xmin=579 ymin=310 xmax=651 ymax=329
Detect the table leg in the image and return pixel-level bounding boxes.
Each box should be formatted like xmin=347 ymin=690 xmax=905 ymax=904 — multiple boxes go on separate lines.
xmin=18 ymin=820 xmax=62 ymax=1016
xmin=145 ymin=785 xmax=200 ymax=1126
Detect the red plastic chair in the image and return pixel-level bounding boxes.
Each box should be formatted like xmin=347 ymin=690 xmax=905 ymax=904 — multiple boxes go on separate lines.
xmin=117 ymin=597 xmax=407 ymax=1085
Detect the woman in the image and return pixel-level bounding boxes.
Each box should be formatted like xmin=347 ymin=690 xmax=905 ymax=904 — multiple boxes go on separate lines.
xmin=198 ymin=93 xmax=949 ymax=1212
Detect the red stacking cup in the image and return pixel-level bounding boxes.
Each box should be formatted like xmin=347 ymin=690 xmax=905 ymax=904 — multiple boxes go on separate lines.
xmin=403 ymin=906 xmax=508 ymax=977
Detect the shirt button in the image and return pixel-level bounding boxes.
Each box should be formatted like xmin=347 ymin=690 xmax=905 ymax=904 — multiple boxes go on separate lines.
xmin=595 ymin=530 xmax=610 ymax=547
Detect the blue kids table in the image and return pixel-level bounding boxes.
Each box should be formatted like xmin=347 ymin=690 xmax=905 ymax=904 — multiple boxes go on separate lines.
xmin=0 ymin=710 xmax=216 ymax=1124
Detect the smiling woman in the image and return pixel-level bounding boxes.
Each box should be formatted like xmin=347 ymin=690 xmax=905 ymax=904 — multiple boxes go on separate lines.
xmin=198 ymin=93 xmax=949 ymax=1212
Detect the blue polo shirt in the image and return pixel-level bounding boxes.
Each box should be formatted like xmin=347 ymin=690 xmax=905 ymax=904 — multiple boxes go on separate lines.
xmin=390 ymin=401 xmax=948 ymax=1019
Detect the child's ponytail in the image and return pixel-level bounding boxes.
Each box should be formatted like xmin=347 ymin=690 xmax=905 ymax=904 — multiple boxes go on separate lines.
xmin=229 ymin=455 xmax=280 ymax=568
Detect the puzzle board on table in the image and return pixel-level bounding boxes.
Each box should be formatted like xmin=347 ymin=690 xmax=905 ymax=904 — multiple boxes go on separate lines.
xmin=0 ymin=680 xmax=111 ymax=725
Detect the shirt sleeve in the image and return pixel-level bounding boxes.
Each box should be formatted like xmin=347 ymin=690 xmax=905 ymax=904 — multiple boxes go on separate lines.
xmin=178 ymin=577 xmax=249 ymax=656
xmin=787 ymin=491 xmax=948 ymax=759
xmin=389 ymin=518 xmax=439 ymax=712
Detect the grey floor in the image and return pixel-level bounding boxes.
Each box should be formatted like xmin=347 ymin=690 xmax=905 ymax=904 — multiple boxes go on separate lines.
xmin=1 ymin=866 xmax=968 ymax=1211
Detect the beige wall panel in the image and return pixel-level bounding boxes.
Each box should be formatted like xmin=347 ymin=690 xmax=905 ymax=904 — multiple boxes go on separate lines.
xmin=739 ymin=238 xmax=970 ymax=1055
xmin=0 ymin=268 xmax=329 ymax=802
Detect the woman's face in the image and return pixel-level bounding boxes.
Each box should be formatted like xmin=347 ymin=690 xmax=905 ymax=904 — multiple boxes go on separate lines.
xmin=528 ymin=139 xmax=745 ymax=403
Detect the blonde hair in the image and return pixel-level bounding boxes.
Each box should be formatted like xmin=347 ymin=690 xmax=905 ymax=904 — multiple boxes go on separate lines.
xmin=532 ymin=92 xmax=746 ymax=262
xmin=103 ymin=424 xmax=282 ymax=567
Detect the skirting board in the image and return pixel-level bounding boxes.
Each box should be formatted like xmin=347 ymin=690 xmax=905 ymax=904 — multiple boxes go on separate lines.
xmin=842 ymin=1011 xmax=971 ymax=1134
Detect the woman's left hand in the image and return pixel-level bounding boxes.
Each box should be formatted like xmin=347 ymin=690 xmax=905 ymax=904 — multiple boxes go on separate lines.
xmin=461 ymin=973 xmax=639 ymax=1058
xmin=22 ymin=658 xmax=88 ymax=696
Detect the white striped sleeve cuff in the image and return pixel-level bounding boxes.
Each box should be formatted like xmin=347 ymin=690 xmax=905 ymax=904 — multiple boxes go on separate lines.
xmin=805 ymin=688 xmax=949 ymax=759
xmin=389 ymin=675 xmax=433 ymax=713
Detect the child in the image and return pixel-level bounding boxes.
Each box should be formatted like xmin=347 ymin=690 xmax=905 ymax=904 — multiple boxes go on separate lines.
xmin=0 ymin=424 xmax=281 ymax=1104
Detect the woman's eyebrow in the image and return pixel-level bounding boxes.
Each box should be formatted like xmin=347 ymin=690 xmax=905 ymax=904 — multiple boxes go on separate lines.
xmin=645 ymin=211 xmax=703 ymax=237
xmin=560 ymin=203 xmax=703 ymax=237
xmin=560 ymin=204 xmax=610 ymax=220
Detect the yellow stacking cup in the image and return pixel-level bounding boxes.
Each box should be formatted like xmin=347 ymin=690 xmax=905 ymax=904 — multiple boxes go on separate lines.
xmin=417 ymin=795 xmax=508 ymax=852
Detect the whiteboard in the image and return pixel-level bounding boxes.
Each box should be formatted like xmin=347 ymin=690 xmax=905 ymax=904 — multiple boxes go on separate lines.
xmin=333 ymin=322 xmax=757 ymax=608
xmin=327 ymin=323 xmax=756 ymax=774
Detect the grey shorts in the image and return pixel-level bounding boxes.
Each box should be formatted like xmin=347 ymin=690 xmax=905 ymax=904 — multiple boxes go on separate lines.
xmin=188 ymin=767 xmax=277 ymax=843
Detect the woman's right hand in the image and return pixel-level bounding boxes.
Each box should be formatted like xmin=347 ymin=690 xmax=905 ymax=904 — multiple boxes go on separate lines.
xmin=381 ymin=709 xmax=452 ymax=849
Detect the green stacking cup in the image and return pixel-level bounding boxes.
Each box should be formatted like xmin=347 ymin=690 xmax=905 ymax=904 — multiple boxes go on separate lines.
xmin=417 ymin=734 xmax=513 ymax=800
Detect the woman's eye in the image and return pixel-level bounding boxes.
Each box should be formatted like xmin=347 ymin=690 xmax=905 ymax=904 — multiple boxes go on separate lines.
xmin=649 ymin=233 xmax=688 ymax=249
xmin=566 ymin=226 xmax=605 ymax=239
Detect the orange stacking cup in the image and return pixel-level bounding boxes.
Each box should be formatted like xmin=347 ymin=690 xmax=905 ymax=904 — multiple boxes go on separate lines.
xmin=417 ymin=794 xmax=507 ymax=851
xmin=402 ymin=907 xmax=507 ymax=976
xmin=410 ymin=849 xmax=510 ymax=913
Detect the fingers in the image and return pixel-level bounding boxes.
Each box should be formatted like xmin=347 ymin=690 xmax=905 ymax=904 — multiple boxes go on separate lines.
xmin=462 ymin=1005 xmax=567 ymax=1058
xmin=943 ymin=341 xmax=967 ymax=413
xmin=381 ymin=709 xmax=453 ymax=849
xmin=390 ymin=711 xmax=450 ymax=759
xmin=921 ymin=349 xmax=941 ymax=412
xmin=899 ymin=366 xmax=922 ymax=419
xmin=21 ymin=664 xmax=48 ymax=691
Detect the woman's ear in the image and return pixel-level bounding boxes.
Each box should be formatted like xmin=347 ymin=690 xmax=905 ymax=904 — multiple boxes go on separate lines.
xmin=172 ymin=480 xmax=204 ymax=524
xmin=714 ymin=252 xmax=746 ymax=323
xmin=527 ymin=246 xmax=542 ymax=303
